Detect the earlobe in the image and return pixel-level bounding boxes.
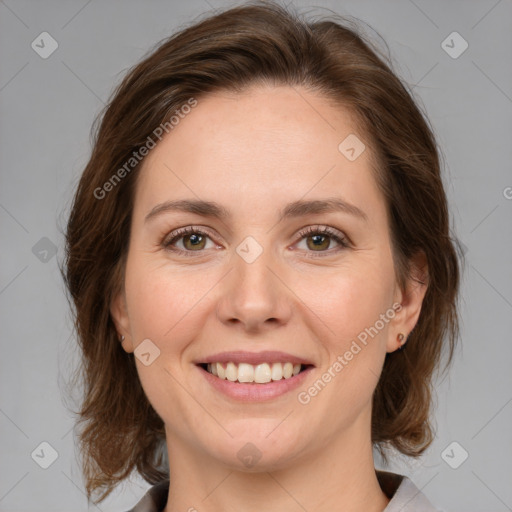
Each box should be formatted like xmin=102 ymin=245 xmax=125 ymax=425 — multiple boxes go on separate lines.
xmin=110 ymin=290 xmax=134 ymax=353
xmin=387 ymin=250 xmax=428 ymax=353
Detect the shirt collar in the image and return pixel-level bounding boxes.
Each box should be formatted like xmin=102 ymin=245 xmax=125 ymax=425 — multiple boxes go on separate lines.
xmin=127 ymin=471 xmax=439 ymax=512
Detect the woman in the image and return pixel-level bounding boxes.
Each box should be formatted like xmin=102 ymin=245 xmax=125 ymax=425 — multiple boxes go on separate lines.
xmin=62 ymin=2 xmax=460 ymax=511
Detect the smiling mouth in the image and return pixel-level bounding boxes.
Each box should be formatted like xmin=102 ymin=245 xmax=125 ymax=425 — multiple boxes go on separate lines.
xmin=197 ymin=362 xmax=313 ymax=384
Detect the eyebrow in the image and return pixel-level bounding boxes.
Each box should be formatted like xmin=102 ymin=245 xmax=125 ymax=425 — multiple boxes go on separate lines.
xmin=144 ymin=197 xmax=368 ymax=224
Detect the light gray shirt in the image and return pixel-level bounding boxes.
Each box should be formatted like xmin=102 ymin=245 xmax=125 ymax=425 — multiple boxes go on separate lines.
xmin=125 ymin=470 xmax=439 ymax=511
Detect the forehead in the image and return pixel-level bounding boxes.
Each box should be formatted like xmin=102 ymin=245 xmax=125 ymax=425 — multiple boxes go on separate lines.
xmin=134 ymin=85 xmax=384 ymax=222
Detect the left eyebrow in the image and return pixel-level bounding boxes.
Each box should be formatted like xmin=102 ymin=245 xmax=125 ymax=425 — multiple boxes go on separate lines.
xmin=279 ymin=198 xmax=368 ymax=223
xmin=144 ymin=197 xmax=368 ymax=224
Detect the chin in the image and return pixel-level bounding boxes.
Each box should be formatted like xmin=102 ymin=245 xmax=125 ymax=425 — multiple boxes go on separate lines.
xmin=201 ymin=425 xmax=308 ymax=471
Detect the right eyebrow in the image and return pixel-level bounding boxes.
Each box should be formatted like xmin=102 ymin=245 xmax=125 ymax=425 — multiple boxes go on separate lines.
xmin=144 ymin=199 xmax=230 ymax=224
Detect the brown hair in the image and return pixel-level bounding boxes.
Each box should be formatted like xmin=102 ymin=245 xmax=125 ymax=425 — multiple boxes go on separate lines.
xmin=61 ymin=0 xmax=461 ymax=503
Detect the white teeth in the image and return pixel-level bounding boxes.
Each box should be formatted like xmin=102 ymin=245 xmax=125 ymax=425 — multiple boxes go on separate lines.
xmin=271 ymin=363 xmax=283 ymax=381
xmin=205 ymin=361 xmax=305 ymax=383
xmin=254 ymin=363 xmax=272 ymax=383
xmin=237 ymin=363 xmax=254 ymax=383
xmin=283 ymin=362 xmax=293 ymax=379
xmin=225 ymin=362 xmax=237 ymax=381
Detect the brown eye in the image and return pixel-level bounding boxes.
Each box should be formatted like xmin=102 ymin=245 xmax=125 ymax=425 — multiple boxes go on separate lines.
xmin=163 ymin=227 xmax=216 ymax=255
xmin=296 ymin=225 xmax=349 ymax=258
xmin=182 ymin=233 xmax=207 ymax=250
xmin=306 ymin=233 xmax=331 ymax=251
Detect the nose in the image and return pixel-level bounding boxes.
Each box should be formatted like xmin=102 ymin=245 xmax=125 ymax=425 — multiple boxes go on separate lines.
xmin=215 ymin=245 xmax=293 ymax=333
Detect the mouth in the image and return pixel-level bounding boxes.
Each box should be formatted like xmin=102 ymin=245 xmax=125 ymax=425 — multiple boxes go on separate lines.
xmin=196 ymin=361 xmax=314 ymax=384
xmin=194 ymin=350 xmax=315 ymax=400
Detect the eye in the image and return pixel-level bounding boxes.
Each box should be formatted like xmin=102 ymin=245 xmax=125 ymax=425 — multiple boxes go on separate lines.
xmin=162 ymin=226 xmax=218 ymax=255
xmin=162 ymin=225 xmax=350 ymax=258
xmin=294 ymin=225 xmax=350 ymax=257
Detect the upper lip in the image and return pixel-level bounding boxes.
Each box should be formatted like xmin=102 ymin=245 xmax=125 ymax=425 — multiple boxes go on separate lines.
xmin=196 ymin=350 xmax=315 ymax=366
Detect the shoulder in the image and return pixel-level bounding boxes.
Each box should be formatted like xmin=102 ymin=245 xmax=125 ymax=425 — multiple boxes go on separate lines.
xmin=122 ymin=480 xmax=170 ymax=512
xmin=377 ymin=470 xmax=441 ymax=512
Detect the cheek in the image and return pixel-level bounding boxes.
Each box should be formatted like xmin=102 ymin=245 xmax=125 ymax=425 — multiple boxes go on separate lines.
xmin=296 ymin=259 xmax=394 ymax=404
xmin=123 ymin=258 xmax=215 ymax=427
xmin=124 ymin=256 xmax=213 ymax=344
xmin=299 ymin=260 xmax=394 ymax=348
xmin=295 ymin=268 xmax=393 ymax=426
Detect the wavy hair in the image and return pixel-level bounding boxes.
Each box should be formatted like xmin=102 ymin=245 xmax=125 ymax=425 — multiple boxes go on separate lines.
xmin=61 ymin=0 xmax=461 ymax=503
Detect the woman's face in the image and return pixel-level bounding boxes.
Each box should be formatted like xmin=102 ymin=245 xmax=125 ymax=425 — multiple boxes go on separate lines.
xmin=112 ymin=84 xmax=424 ymax=471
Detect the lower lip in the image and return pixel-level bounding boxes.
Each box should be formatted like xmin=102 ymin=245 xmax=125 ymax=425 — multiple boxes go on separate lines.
xmin=197 ymin=365 xmax=314 ymax=402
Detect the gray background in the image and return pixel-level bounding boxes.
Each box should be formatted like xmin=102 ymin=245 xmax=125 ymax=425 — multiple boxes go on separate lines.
xmin=1 ymin=0 xmax=511 ymax=511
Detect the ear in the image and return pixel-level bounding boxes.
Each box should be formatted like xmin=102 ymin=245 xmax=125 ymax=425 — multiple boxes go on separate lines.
xmin=387 ymin=250 xmax=428 ymax=353
xmin=110 ymin=288 xmax=135 ymax=353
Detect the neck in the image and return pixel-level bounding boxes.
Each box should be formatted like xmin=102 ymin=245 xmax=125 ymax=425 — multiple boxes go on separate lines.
xmin=162 ymin=418 xmax=389 ymax=512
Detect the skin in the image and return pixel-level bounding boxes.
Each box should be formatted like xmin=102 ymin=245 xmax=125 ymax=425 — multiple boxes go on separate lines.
xmin=111 ymin=84 xmax=427 ymax=512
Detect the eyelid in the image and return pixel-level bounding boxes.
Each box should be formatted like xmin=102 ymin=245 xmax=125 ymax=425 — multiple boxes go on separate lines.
xmin=294 ymin=225 xmax=350 ymax=256
xmin=161 ymin=224 xmax=350 ymax=256
xmin=161 ymin=225 xmax=219 ymax=250
xmin=296 ymin=224 xmax=348 ymax=242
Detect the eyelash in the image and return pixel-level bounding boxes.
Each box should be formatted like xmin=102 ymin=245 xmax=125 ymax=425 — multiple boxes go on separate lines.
xmin=162 ymin=225 xmax=350 ymax=259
